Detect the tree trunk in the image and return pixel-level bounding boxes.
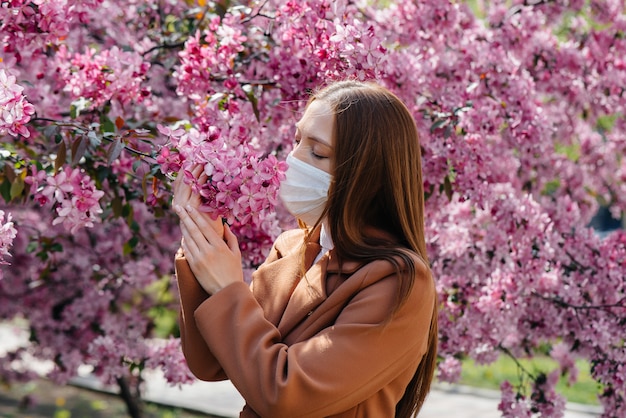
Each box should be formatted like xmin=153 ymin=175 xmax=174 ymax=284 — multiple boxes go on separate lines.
xmin=117 ymin=375 xmax=143 ymax=418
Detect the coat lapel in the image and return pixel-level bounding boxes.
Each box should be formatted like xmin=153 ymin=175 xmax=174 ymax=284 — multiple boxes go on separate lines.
xmin=251 ymin=255 xmax=303 ymax=327
xmin=276 ymin=245 xmax=364 ymax=336
xmin=252 ymin=226 xmax=323 ymax=331
xmin=277 ymin=252 xmax=328 ymax=336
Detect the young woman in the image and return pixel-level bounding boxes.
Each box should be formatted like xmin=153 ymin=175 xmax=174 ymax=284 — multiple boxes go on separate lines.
xmin=173 ymin=80 xmax=438 ymax=418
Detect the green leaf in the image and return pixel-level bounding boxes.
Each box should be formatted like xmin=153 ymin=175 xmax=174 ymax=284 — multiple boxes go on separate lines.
xmin=122 ymin=202 xmax=132 ymax=218
xmin=101 ymin=116 xmax=116 ymax=133
xmin=542 ymin=179 xmax=561 ymax=196
xmin=0 ymin=179 xmax=11 ymax=203
xmin=596 ymin=114 xmax=618 ymax=133
xmin=49 ymin=243 xmax=64 ymax=253
xmin=10 ymin=177 xmax=24 ymax=200
xmin=129 ymin=219 xmax=140 ymax=233
xmin=95 ymin=165 xmax=111 ymax=185
xmin=430 ymin=118 xmax=450 ymax=133
xmin=123 ymin=236 xmax=139 ymax=255
xmin=26 ymin=241 xmax=39 ymax=254
xmin=554 ymin=142 xmax=580 ymax=162
xmin=53 ymin=409 xmax=71 ymax=418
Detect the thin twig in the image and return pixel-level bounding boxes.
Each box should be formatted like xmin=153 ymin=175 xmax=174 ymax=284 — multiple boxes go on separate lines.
xmin=141 ymin=41 xmax=187 ymax=57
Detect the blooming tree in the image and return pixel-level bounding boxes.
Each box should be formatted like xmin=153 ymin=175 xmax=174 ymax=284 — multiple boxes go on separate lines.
xmin=1 ymin=0 xmax=625 ymax=417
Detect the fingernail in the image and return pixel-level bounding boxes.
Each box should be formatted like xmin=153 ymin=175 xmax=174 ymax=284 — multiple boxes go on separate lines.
xmin=174 ymin=205 xmax=182 ymax=213
xmin=186 ymin=205 xmax=193 ymax=212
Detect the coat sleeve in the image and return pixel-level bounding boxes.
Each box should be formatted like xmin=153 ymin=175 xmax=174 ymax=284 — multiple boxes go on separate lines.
xmin=175 ymin=251 xmax=227 ymax=381
xmin=192 ymin=265 xmax=435 ymax=418
xmin=175 ymin=239 xmax=285 ymax=381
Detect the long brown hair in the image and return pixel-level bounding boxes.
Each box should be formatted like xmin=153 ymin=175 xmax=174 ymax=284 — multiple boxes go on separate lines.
xmin=306 ymin=80 xmax=438 ymax=417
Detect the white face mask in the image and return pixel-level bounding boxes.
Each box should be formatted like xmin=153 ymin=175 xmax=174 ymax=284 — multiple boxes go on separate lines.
xmin=279 ymin=153 xmax=332 ymax=226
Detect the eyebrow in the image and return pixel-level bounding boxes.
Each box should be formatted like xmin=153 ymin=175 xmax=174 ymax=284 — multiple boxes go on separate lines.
xmin=295 ymin=124 xmax=333 ymax=148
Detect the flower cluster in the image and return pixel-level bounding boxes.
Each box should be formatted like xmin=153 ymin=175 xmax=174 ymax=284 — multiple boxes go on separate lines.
xmin=0 ymin=69 xmax=35 ymax=138
xmin=0 ymin=0 xmax=104 ymax=63
xmin=27 ymin=166 xmax=105 ymax=234
xmin=145 ymin=338 xmax=196 ymax=387
xmin=497 ymin=372 xmax=567 ymax=418
xmin=54 ymin=45 xmax=151 ymax=110
xmin=158 ymin=124 xmax=287 ymax=268
xmin=175 ymin=14 xmax=247 ymax=99
xmin=498 ymin=381 xmax=533 ymax=418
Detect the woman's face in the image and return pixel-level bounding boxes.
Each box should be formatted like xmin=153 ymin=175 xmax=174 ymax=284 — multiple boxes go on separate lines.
xmin=292 ymin=99 xmax=334 ymax=174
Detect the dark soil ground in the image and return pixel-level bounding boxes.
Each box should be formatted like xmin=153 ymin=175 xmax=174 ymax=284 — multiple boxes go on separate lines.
xmin=0 ymin=379 xmax=220 ymax=418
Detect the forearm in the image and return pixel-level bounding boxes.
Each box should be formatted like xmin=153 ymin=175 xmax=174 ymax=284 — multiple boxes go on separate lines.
xmin=175 ymin=254 xmax=227 ymax=381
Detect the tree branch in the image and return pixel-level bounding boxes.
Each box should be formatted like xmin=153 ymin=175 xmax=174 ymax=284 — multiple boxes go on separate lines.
xmin=531 ymin=292 xmax=626 ymax=311
xmin=31 ymin=117 xmax=156 ymax=161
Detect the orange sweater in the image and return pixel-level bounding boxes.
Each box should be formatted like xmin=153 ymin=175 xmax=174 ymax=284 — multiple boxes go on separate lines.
xmin=175 ymin=227 xmax=435 ymax=418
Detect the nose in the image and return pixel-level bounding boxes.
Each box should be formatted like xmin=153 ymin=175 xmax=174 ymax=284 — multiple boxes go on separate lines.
xmin=291 ymin=142 xmax=308 ymax=163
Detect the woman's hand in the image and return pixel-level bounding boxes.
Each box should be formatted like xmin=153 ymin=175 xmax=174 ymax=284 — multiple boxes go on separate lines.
xmin=173 ymin=165 xmax=224 ymax=238
xmin=175 ymin=204 xmax=243 ymax=294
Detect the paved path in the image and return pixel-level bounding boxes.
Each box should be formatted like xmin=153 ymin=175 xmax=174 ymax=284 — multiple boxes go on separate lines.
xmin=70 ymin=371 xmax=601 ymax=418
xmin=1 ymin=323 xmax=602 ymax=417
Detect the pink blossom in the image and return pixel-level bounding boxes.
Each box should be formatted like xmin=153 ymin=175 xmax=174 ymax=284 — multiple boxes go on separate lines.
xmin=145 ymin=338 xmax=195 ymax=387
xmin=437 ymin=356 xmax=462 ymax=383
xmin=498 ymin=381 xmax=532 ymax=418
xmin=41 ymin=170 xmax=74 ymax=200
xmin=550 ymin=342 xmax=579 ymax=386
xmin=32 ymin=167 xmax=104 ymax=234
xmin=0 ymin=69 xmax=35 ymax=138
xmin=530 ymin=371 xmax=567 ymax=417
xmin=0 ymin=210 xmax=17 ymax=265
xmin=54 ymin=45 xmax=150 ymax=109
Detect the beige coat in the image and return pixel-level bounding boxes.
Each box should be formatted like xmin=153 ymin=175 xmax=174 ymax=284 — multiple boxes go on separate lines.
xmin=175 ymin=226 xmax=435 ymax=418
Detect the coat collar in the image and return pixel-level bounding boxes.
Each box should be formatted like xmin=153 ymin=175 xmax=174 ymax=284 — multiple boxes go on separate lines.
xmin=294 ymin=225 xmax=364 ymax=274
xmin=256 ymin=225 xmax=395 ymax=337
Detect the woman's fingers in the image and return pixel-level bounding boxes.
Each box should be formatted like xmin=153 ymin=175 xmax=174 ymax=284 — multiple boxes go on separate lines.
xmin=174 ymin=164 xmax=208 ymax=208
xmin=191 ymin=165 xmax=203 ymax=174
xmin=173 ymin=165 xmax=203 ymax=209
xmin=173 ymin=168 xmax=191 ymax=202
xmin=175 ymin=205 xmax=223 ymax=247
xmin=223 ymin=223 xmax=241 ymax=255
xmin=187 ymin=205 xmax=223 ymax=246
xmin=179 ymin=229 xmax=196 ymax=260
xmin=172 ymin=165 xmax=225 ymax=239
xmin=179 ymin=214 xmax=206 ymax=255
